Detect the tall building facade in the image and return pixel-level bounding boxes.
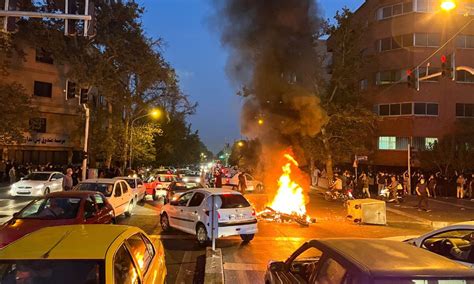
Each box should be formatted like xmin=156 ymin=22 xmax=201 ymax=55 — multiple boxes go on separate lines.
xmin=348 ymin=0 xmax=474 ymax=166
xmin=0 ymin=47 xmax=83 ymax=165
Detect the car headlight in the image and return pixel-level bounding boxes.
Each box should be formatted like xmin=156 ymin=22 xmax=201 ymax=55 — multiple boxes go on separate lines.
xmin=183 ymin=178 xmax=189 ymax=183
xmin=196 ymin=178 xmax=201 ymax=183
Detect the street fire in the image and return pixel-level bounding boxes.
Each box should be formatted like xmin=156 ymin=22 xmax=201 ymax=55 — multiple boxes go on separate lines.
xmin=258 ymin=153 xmax=315 ymax=226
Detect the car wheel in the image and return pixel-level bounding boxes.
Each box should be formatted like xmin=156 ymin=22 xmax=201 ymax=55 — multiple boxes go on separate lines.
xmin=196 ymin=224 xmax=209 ymax=247
xmin=240 ymin=234 xmax=255 ymax=243
xmin=153 ymin=190 xmax=159 ymax=201
xmin=44 ymin=188 xmax=50 ymax=195
xmin=124 ymin=201 xmax=134 ymax=217
xmin=161 ymin=213 xmax=171 ymax=232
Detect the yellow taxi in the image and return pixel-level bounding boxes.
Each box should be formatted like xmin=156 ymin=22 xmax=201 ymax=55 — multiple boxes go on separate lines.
xmin=0 ymin=224 xmax=166 ymax=283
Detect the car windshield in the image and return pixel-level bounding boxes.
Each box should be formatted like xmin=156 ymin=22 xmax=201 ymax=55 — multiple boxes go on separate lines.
xmin=158 ymin=176 xmax=174 ymax=182
xmin=22 ymin=173 xmax=51 ymax=181
xmin=0 ymin=260 xmax=104 ymax=284
xmin=375 ymin=279 xmax=474 ymax=284
xmin=218 ymin=194 xmax=250 ymax=209
xmin=76 ymin=183 xmax=113 ymax=197
xmin=17 ymin=197 xmax=81 ymax=219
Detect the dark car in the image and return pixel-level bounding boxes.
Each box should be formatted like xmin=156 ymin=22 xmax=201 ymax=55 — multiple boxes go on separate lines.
xmin=265 ymin=239 xmax=474 ymax=284
xmin=0 ymin=191 xmax=115 ymax=248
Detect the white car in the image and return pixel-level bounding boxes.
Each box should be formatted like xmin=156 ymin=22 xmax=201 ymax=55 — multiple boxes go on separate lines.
xmin=115 ymin=176 xmax=146 ymax=204
xmin=10 ymin=171 xmax=64 ymax=197
xmin=223 ymin=172 xmax=263 ymax=192
xmin=75 ymin=178 xmax=135 ymax=218
xmin=392 ymin=221 xmax=474 ymax=268
xmin=160 ymin=188 xmax=258 ymax=246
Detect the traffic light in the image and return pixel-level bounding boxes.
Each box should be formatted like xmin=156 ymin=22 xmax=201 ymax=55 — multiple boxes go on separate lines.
xmin=66 ymin=80 xmax=76 ymax=99
xmin=80 ymin=88 xmax=89 ymax=105
xmin=441 ymin=54 xmax=455 ymax=79
xmin=406 ymin=69 xmax=419 ymax=90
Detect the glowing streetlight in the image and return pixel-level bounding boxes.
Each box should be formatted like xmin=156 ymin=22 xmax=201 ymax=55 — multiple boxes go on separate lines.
xmin=258 ymin=118 xmax=264 ymax=125
xmin=441 ymin=0 xmax=456 ymax=11
xmin=130 ymin=108 xmax=163 ymax=167
xmin=237 ymin=141 xmax=244 ymax=147
xmin=150 ymin=109 xmax=162 ymax=119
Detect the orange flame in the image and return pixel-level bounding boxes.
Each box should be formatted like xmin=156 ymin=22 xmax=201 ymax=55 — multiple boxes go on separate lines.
xmin=268 ymin=153 xmax=307 ymax=216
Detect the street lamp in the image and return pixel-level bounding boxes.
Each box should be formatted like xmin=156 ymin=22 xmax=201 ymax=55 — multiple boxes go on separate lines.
xmin=441 ymin=0 xmax=456 ymax=11
xmin=258 ymin=118 xmax=264 ymax=125
xmin=237 ymin=141 xmax=244 ymax=147
xmin=129 ymin=109 xmax=162 ymax=168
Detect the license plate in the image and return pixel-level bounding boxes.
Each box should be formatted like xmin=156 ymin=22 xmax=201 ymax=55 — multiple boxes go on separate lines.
xmin=229 ymin=214 xmax=244 ymax=220
xmin=18 ymin=191 xmax=31 ymax=194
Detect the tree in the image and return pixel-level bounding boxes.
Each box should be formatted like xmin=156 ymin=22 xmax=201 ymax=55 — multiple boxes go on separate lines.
xmin=304 ymin=8 xmax=377 ymax=181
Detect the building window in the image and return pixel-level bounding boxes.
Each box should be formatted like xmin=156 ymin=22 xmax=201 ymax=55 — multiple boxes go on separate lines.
xmin=425 ymin=137 xmax=438 ymax=149
xmin=456 ymin=70 xmax=474 ymax=83
xmin=378 ymin=102 xmax=437 ymax=116
xmin=456 ymin=35 xmax=474 ymax=49
xmin=413 ymin=137 xmax=438 ymax=150
xmin=35 ymin=48 xmax=54 ymax=64
xmin=34 ymin=81 xmax=53 ymax=98
xmin=379 ymin=136 xmax=410 ymax=150
xmin=415 ymin=0 xmax=439 ymax=12
xmin=377 ymin=2 xmax=413 ymax=20
xmin=414 ymin=33 xmax=440 ymax=47
xmin=456 ymin=103 xmax=474 ymax=117
xmin=29 ymin=118 xmax=46 ymax=133
xmin=376 ymin=70 xmax=403 ymax=85
xmin=359 ymin=79 xmax=368 ymax=91
xmin=378 ymin=34 xmax=414 ymax=52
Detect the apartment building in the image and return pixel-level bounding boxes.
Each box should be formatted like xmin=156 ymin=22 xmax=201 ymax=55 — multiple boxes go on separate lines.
xmin=0 ymin=47 xmax=83 ymax=165
xmin=348 ymin=0 xmax=474 ymax=166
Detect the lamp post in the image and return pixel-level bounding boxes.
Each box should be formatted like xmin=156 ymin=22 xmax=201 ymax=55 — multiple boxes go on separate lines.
xmin=129 ymin=109 xmax=161 ymax=169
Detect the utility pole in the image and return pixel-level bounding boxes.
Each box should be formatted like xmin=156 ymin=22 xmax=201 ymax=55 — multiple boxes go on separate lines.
xmin=82 ymin=105 xmax=90 ymax=181
xmin=407 ymin=143 xmax=412 ymax=196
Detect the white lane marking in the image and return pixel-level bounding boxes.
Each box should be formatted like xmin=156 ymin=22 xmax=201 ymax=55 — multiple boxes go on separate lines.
xmin=223 ymin=262 xmax=266 ymax=272
xmin=174 ymin=251 xmax=194 ymax=284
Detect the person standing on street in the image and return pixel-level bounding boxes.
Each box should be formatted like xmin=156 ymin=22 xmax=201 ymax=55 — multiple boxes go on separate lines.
xmin=8 ymin=166 xmax=16 ymax=184
xmin=361 ymin=172 xmax=370 ymax=198
xmin=469 ymin=174 xmax=474 ymax=201
xmin=416 ymin=178 xmax=431 ymax=212
xmin=428 ymin=174 xmax=437 ymax=198
xmin=312 ymin=167 xmax=321 ymax=187
xmin=456 ymin=174 xmax=465 ymax=199
xmin=377 ymin=172 xmax=385 ymax=196
xmin=62 ymin=168 xmax=74 ymax=191
xmin=238 ymin=172 xmax=247 ymax=193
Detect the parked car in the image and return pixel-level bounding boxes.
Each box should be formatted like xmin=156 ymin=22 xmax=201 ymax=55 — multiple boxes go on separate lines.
xmin=160 ymin=188 xmax=258 ymax=246
xmin=0 ymin=191 xmax=115 ymax=248
xmin=144 ymin=174 xmax=178 ymax=201
xmin=390 ymin=221 xmax=474 ymax=268
xmin=115 ymin=176 xmax=146 ymax=204
xmin=75 ymin=178 xmax=135 ymax=218
xmin=10 ymin=171 xmax=64 ymax=197
xmin=222 ymin=172 xmax=263 ymax=193
xmin=265 ymin=238 xmax=474 ymax=284
xmin=0 ymin=224 xmax=166 ymax=283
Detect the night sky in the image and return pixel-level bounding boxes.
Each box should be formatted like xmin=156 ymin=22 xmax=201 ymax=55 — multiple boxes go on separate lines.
xmin=142 ymin=0 xmax=364 ymax=153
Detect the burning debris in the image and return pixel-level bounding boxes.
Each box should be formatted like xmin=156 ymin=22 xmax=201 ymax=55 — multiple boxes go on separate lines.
xmin=257 ymin=153 xmax=316 ymax=227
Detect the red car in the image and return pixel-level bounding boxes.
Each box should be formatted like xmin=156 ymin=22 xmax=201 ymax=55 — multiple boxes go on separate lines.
xmin=144 ymin=174 xmax=178 ymax=201
xmin=0 ymin=191 xmax=115 ymax=248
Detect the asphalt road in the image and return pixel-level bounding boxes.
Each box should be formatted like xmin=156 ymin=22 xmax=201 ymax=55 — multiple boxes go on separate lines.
xmin=1 ymin=184 xmax=473 ymax=283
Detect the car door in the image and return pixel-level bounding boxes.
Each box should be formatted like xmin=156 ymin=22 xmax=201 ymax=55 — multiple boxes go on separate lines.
xmin=52 ymin=173 xmax=64 ymax=192
xmin=93 ymin=193 xmax=113 ymax=223
xmin=169 ymin=191 xmax=195 ymax=231
xmin=245 ymin=174 xmax=255 ymax=191
xmin=83 ymin=196 xmax=100 ymax=224
xmin=112 ymin=182 xmax=124 ymax=216
xmin=121 ymin=181 xmax=133 ymax=205
xmin=125 ymin=233 xmax=157 ymax=283
xmin=183 ymin=192 xmax=206 ymax=233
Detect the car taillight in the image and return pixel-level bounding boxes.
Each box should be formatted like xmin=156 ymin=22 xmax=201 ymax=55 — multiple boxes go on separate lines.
xmin=251 ymin=208 xmax=256 ymax=216
xmin=226 ymin=178 xmax=230 ymax=183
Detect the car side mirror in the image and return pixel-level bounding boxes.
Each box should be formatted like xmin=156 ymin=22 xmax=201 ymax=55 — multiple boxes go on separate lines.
xmin=269 ymin=261 xmax=285 ymax=272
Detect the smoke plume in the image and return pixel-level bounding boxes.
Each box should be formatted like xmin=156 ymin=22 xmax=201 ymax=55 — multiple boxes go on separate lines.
xmin=211 ymin=0 xmax=328 ymax=146
xmin=211 ymin=0 xmax=328 ymax=196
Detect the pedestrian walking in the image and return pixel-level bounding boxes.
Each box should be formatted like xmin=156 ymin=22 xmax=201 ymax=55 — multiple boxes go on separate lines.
xmin=238 ymin=172 xmax=247 ymax=193
xmin=361 ymin=172 xmax=370 ymax=198
xmin=312 ymin=167 xmax=321 ymax=187
xmin=8 ymin=166 xmax=16 ymax=184
xmin=456 ymin=174 xmax=465 ymax=199
xmin=62 ymin=168 xmax=74 ymax=191
xmin=428 ymin=174 xmax=437 ymax=198
xmin=377 ymin=172 xmax=385 ymax=196
xmin=416 ymin=178 xmax=431 ymax=212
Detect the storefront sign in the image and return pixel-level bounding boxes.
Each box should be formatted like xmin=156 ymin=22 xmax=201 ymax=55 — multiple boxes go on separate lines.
xmin=23 ymin=133 xmax=70 ymax=147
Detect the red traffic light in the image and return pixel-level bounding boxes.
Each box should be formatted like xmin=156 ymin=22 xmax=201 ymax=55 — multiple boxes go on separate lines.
xmin=441 ymin=55 xmax=447 ymax=63
xmin=406 ymin=69 xmax=412 ymax=76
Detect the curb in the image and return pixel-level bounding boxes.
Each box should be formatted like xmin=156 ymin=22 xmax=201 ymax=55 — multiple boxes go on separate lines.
xmin=386 ymin=207 xmax=454 ymax=229
xmin=204 ymin=247 xmax=224 ymax=284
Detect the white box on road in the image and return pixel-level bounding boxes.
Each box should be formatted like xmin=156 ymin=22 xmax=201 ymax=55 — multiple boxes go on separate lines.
xmin=347 ymin=199 xmax=386 ymax=225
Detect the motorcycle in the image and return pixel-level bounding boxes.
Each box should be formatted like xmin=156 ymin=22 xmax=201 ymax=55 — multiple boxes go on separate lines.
xmin=379 ymin=187 xmax=405 ymax=203
xmin=324 ymin=188 xmax=355 ymax=202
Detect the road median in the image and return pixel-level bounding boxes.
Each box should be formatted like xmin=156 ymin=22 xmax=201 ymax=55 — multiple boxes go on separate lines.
xmin=204 ymin=247 xmax=224 ymax=284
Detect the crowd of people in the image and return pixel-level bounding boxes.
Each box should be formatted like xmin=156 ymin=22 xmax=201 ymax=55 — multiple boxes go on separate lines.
xmin=314 ymin=167 xmax=474 ymax=212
